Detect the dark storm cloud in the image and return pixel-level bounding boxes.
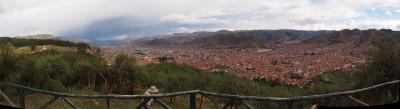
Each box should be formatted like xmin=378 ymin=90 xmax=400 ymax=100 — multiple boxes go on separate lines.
xmin=61 ymin=17 xmax=220 ymax=40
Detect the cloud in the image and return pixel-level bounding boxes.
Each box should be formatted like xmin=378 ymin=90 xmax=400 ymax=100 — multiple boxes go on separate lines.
xmin=345 ymin=18 xmax=400 ymax=30
xmin=0 ymin=3 xmax=4 ymax=13
xmin=0 ymin=0 xmax=400 ymax=39
xmin=385 ymin=10 xmax=393 ymax=16
xmin=292 ymin=18 xmax=321 ymax=26
xmin=160 ymin=13 xmax=227 ymax=25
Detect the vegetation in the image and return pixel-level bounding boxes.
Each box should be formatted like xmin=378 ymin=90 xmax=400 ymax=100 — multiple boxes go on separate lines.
xmin=356 ymin=36 xmax=400 ymax=86
xmin=0 ymin=37 xmax=89 ymax=48
xmin=0 ymin=36 xmax=399 ymax=108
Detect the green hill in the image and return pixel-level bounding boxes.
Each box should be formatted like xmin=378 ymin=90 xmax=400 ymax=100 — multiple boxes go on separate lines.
xmin=15 ymin=34 xmax=57 ymax=40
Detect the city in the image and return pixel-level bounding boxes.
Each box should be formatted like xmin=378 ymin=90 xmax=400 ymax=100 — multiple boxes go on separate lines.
xmin=102 ymin=40 xmax=370 ymax=86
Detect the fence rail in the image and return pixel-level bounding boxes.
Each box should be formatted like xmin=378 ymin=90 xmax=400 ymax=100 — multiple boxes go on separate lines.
xmin=0 ymin=80 xmax=399 ymax=109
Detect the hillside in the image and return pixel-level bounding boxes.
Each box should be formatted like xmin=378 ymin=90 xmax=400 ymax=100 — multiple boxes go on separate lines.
xmin=186 ymin=30 xmax=329 ymax=48
xmin=0 ymin=37 xmax=90 ymax=48
xmin=128 ymin=31 xmax=228 ymax=47
xmin=15 ymin=34 xmax=57 ymax=39
xmin=125 ymin=29 xmax=400 ymax=49
xmin=304 ymin=29 xmax=400 ymax=46
xmin=186 ymin=32 xmax=271 ymax=48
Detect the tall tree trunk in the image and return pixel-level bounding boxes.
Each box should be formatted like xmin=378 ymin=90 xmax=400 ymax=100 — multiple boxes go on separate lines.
xmin=199 ymin=96 xmax=204 ymax=109
xmin=88 ymin=73 xmax=91 ymax=90
xmin=93 ymin=74 xmax=96 ymax=91
xmin=97 ymin=70 xmax=109 ymax=94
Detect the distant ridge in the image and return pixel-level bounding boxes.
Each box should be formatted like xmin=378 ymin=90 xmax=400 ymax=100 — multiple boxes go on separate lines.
xmin=304 ymin=29 xmax=400 ymax=46
xmin=123 ymin=29 xmax=400 ymax=48
xmin=185 ymin=30 xmax=328 ymax=48
xmin=128 ymin=30 xmax=328 ymax=48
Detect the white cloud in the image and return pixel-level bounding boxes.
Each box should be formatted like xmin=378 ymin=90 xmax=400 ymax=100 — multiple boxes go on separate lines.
xmin=385 ymin=10 xmax=393 ymax=16
xmin=0 ymin=3 xmax=4 ymax=13
xmin=340 ymin=18 xmax=400 ymax=30
xmin=112 ymin=34 xmax=129 ymax=40
xmin=0 ymin=0 xmax=399 ymax=38
xmin=160 ymin=14 xmax=227 ymax=25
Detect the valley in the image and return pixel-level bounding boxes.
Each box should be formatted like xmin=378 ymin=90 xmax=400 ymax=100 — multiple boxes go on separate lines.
xmin=101 ymin=29 xmax=393 ymax=86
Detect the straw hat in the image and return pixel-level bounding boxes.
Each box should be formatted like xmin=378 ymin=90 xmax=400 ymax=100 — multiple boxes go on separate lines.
xmin=146 ymin=86 xmax=159 ymax=93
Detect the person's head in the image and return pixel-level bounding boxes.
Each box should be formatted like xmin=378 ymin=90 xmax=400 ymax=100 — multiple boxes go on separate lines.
xmin=146 ymin=86 xmax=159 ymax=94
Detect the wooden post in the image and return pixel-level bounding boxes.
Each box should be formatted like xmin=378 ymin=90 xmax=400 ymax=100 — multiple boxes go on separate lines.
xmin=347 ymin=95 xmax=369 ymax=106
xmin=199 ymin=95 xmax=203 ymax=109
xmin=63 ymin=97 xmax=80 ymax=109
xmin=240 ymin=100 xmax=254 ymax=109
xmin=398 ymin=82 xmax=400 ymax=102
xmin=222 ymin=99 xmax=235 ymax=109
xmin=190 ymin=93 xmax=196 ymax=109
xmin=0 ymin=89 xmax=16 ymax=107
xmin=39 ymin=96 xmax=59 ymax=109
xmin=136 ymin=98 xmax=150 ymax=109
xmin=106 ymin=98 xmax=110 ymax=109
xmin=155 ymin=99 xmax=171 ymax=109
xmin=17 ymin=88 xmax=25 ymax=108
xmin=385 ymin=89 xmax=390 ymax=104
xmin=287 ymin=101 xmax=293 ymax=109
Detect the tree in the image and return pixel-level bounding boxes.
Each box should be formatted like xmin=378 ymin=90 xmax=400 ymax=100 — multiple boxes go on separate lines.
xmin=76 ymin=42 xmax=90 ymax=54
xmin=361 ymin=36 xmax=400 ymax=84
xmin=92 ymin=50 xmax=111 ymax=94
xmin=30 ymin=45 xmax=37 ymax=51
xmin=0 ymin=44 xmax=17 ymax=81
xmin=110 ymin=53 xmax=142 ymax=94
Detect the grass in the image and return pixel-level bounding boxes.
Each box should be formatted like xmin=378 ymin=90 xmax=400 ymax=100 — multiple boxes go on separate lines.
xmin=39 ymin=45 xmax=77 ymax=52
xmin=14 ymin=45 xmax=77 ymax=55
xmin=14 ymin=47 xmax=32 ymax=54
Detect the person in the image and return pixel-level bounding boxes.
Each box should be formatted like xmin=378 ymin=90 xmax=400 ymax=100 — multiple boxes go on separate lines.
xmin=310 ymin=104 xmax=318 ymax=109
xmin=141 ymin=86 xmax=159 ymax=109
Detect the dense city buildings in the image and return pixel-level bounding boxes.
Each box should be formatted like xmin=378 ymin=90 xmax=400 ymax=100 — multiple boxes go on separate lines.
xmin=102 ymin=42 xmax=369 ymax=86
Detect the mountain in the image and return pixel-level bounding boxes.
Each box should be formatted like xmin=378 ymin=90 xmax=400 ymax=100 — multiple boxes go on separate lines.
xmin=128 ymin=30 xmax=328 ymax=48
xmin=127 ymin=30 xmax=229 ymax=47
xmin=304 ymin=29 xmax=400 ymax=46
xmin=86 ymin=29 xmax=400 ymax=48
xmin=186 ymin=32 xmax=271 ymax=48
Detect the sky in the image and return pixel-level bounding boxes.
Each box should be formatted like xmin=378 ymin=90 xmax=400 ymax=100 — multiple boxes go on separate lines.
xmin=0 ymin=0 xmax=400 ymax=40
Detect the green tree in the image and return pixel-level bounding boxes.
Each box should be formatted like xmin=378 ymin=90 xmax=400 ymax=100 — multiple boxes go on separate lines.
xmin=110 ymin=53 xmax=143 ymax=94
xmin=30 ymin=45 xmax=37 ymax=51
xmin=0 ymin=44 xmax=17 ymax=81
xmin=357 ymin=36 xmax=400 ymax=87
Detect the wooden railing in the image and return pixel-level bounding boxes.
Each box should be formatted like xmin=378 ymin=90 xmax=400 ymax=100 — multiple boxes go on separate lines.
xmin=0 ymin=80 xmax=399 ymax=109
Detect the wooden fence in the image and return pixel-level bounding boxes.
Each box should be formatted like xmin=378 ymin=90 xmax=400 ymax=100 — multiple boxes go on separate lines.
xmin=0 ymin=80 xmax=399 ymax=109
